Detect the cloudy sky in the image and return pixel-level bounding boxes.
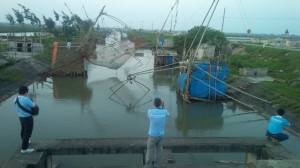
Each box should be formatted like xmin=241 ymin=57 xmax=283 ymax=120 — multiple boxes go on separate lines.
xmin=1 ymin=0 xmax=300 ymax=35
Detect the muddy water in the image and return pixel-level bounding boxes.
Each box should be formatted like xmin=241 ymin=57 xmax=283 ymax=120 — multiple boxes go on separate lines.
xmin=0 ymin=49 xmax=299 ymax=166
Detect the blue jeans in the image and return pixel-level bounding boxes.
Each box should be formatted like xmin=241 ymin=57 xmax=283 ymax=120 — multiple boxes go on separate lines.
xmin=266 ymin=131 xmax=289 ymax=142
xmin=144 ymin=136 xmax=163 ymax=168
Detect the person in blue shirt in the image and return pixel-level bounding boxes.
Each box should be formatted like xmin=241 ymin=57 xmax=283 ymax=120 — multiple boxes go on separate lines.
xmin=266 ymin=108 xmax=291 ymax=142
xmin=144 ymin=98 xmax=169 ymax=168
xmin=14 ymin=86 xmax=38 ymax=153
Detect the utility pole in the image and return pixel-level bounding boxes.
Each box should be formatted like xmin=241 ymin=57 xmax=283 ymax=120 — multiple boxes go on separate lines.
xmin=152 ymin=22 xmax=153 ymax=31
xmin=221 ymin=8 xmax=225 ymax=32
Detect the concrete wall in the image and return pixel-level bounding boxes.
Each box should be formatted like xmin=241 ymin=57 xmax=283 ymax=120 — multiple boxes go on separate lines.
xmin=195 ymin=45 xmax=215 ymax=59
xmin=158 ymin=38 xmax=174 ymax=48
xmin=8 ymin=41 xmax=43 ymax=53
xmin=239 ymin=68 xmax=268 ymax=77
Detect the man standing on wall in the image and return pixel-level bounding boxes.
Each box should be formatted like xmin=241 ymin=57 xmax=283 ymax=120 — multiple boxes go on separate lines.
xmin=145 ymin=98 xmax=169 ymax=168
xmin=14 ymin=86 xmax=38 ymax=153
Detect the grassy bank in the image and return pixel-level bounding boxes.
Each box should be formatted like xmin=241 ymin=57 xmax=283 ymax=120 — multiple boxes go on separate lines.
xmin=0 ymin=69 xmax=22 ymax=82
xmin=227 ymin=45 xmax=300 ymax=113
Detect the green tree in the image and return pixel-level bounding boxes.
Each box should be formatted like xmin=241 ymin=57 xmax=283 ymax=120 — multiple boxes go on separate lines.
xmin=173 ymin=26 xmax=227 ymax=58
xmin=12 ymin=9 xmax=24 ymax=25
xmin=18 ymin=4 xmax=30 ymax=21
xmin=60 ymin=12 xmax=90 ymax=37
xmin=53 ymin=10 xmax=59 ymax=21
xmin=17 ymin=4 xmax=41 ymax=27
xmin=31 ymin=14 xmax=41 ymax=27
xmin=5 ymin=14 xmax=15 ymax=25
xmin=60 ymin=11 xmax=75 ymax=36
xmin=43 ymin=16 xmax=55 ymax=31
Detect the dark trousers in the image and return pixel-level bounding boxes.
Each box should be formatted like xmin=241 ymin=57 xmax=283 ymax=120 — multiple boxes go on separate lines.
xmin=266 ymin=131 xmax=289 ymax=142
xmin=19 ymin=116 xmax=33 ymax=150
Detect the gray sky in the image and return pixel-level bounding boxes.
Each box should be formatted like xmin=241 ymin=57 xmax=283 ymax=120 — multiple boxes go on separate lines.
xmin=1 ymin=0 xmax=300 ymax=35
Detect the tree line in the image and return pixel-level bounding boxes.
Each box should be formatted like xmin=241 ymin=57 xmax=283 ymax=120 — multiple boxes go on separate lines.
xmin=5 ymin=4 xmax=93 ymax=37
xmin=5 ymin=4 xmax=228 ymax=56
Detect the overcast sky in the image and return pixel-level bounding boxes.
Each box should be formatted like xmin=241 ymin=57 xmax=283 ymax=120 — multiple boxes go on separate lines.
xmin=1 ymin=0 xmax=300 ymax=35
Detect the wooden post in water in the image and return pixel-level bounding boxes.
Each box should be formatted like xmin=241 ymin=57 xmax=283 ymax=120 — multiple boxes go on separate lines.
xmin=245 ymin=152 xmax=257 ymax=164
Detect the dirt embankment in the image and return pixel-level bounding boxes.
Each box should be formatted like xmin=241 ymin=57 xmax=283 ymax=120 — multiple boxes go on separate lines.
xmin=229 ymin=76 xmax=300 ymax=137
xmin=0 ymin=58 xmax=50 ymax=102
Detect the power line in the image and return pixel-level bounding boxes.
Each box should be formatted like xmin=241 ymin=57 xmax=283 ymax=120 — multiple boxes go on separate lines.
xmin=238 ymin=0 xmax=251 ymax=29
xmin=225 ymin=17 xmax=300 ymax=20
xmin=235 ymin=0 xmax=247 ymax=31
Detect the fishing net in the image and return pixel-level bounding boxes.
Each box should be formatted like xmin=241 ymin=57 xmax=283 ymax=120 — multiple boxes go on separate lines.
xmin=87 ymin=31 xmax=136 ymax=70
xmin=85 ymin=13 xmax=148 ymax=70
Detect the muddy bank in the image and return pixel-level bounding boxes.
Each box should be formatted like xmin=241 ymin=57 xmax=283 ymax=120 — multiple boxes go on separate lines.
xmin=229 ymin=76 xmax=300 ymax=137
xmin=0 ymin=58 xmax=50 ymax=102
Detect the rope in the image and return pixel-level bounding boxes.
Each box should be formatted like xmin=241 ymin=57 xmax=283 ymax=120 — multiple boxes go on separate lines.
xmin=135 ymin=66 xmax=182 ymax=76
xmin=191 ymin=75 xmax=255 ymax=110
xmin=128 ymin=61 xmax=181 ymax=77
xmin=194 ymin=65 xmax=271 ymax=104
xmin=155 ymin=0 xmax=179 ymax=55
xmin=222 ymin=112 xmax=256 ymax=119
xmin=173 ymin=0 xmax=179 ymax=31
xmin=183 ymin=0 xmax=219 ymax=102
xmin=184 ymin=0 xmax=216 ymax=60
xmin=191 ymin=0 xmax=219 ymax=64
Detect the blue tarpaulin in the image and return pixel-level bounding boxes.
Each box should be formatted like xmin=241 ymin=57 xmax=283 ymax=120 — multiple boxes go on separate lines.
xmin=177 ymin=64 xmax=229 ymax=99
xmin=166 ymin=56 xmax=173 ymax=64
xmin=159 ymin=38 xmax=165 ymax=46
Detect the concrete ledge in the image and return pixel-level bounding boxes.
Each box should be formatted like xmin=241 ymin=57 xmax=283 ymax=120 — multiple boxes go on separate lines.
xmin=3 ymin=137 xmax=299 ymax=168
xmin=255 ymin=159 xmax=300 ymax=168
xmin=2 ymin=150 xmax=45 ymax=168
xmin=262 ymin=143 xmax=296 ymax=160
xmin=32 ymin=137 xmax=266 ymax=155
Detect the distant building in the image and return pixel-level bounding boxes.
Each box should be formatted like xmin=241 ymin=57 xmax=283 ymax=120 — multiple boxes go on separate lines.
xmin=239 ymin=68 xmax=268 ymax=77
xmin=226 ymin=37 xmax=258 ymax=43
xmin=155 ymin=38 xmax=177 ymax=66
xmin=285 ymin=39 xmax=300 ymax=48
xmin=157 ymin=38 xmax=174 ymax=48
xmin=195 ymin=44 xmax=215 ymax=60
xmin=155 ymin=49 xmax=178 ymax=66
xmin=268 ymin=38 xmax=285 ymax=47
xmin=8 ymin=40 xmax=43 ymax=53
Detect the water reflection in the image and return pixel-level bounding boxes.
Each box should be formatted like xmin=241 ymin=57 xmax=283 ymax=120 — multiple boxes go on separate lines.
xmin=152 ymin=69 xmax=178 ymax=91
xmin=176 ymin=96 xmax=224 ymax=136
xmin=108 ymin=77 xmax=152 ymax=112
xmin=52 ymin=77 xmax=92 ymax=102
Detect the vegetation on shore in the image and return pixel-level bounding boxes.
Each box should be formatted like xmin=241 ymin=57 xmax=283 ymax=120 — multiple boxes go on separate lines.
xmin=0 ymin=68 xmax=22 ymax=82
xmin=227 ymin=44 xmax=300 ymax=113
xmin=173 ymin=26 xmax=227 ymax=56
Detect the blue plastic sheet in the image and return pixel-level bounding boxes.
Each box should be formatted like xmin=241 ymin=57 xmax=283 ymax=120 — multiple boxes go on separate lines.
xmin=177 ymin=64 xmax=229 ymax=99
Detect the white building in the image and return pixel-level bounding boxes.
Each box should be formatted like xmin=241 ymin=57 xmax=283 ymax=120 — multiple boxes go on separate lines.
xmin=195 ymin=44 xmax=215 ymax=60
xmin=8 ymin=40 xmax=43 ymax=53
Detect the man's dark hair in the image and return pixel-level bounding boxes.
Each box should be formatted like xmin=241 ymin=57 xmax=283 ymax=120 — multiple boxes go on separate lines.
xmin=277 ymin=108 xmax=285 ymax=116
xmin=19 ymin=86 xmax=28 ymax=95
xmin=154 ymin=98 xmax=162 ymax=108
